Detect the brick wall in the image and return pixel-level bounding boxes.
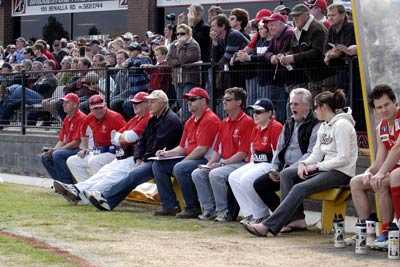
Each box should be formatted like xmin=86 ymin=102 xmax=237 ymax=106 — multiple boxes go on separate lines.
xmin=0 ymin=1 xmax=13 ymax=46
xmin=128 ymin=0 xmax=159 ymax=37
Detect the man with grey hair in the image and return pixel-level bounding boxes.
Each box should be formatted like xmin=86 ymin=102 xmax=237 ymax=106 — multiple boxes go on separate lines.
xmin=84 ymin=90 xmax=183 ymax=211
xmin=252 ymin=88 xmax=320 ymax=230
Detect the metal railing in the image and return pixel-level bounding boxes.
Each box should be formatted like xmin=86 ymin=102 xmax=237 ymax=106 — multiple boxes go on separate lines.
xmin=0 ymin=57 xmax=365 ymax=146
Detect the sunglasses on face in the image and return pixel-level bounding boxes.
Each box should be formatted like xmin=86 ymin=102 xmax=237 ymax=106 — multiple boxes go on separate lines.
xmin=187 ymin=97 xmax=202 ymax=102
xmin=253 ymin=110 xmax=266 ymax=115
xmin=223 ymin=97 xmax=234 ymax=102
xmin=177 ymin=32 xmax=186 ymax=36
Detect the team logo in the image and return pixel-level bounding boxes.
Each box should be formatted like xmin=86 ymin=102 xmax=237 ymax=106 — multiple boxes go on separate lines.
xmin=119 ymin=0 xmax=128 ymax=8
xmin=320 ymin=133 xmax=333 ymax=145
xmin=262 ymin=136 xmax=269 ymax=145
xmin=13 ymin=0 xmax=26 ymax=15
xmin=380 ymin=134 xmax=389 ymax=142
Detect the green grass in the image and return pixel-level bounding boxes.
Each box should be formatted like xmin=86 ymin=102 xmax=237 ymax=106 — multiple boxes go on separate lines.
xmin=0 ymin=235 xmax=77 ymax=267
xmin=0 ymin=183 xmax=243 ymax=238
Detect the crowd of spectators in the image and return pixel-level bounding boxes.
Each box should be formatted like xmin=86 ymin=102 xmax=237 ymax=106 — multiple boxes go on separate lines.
xmin=0 ymin=0 xmax=398 ymax=255
xmin=0 ymin=1 xmax=357 ymax=127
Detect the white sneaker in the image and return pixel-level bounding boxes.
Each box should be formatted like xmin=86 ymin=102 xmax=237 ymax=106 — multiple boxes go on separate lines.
xmin=87 ymin=190 xmax=111 ymax=211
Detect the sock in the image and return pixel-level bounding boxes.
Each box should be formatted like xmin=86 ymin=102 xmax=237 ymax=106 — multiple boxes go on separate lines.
xmin=390 ymin=186 xmax=400 ymax=219
xmin=381 ymin=222 xmax=389 ymax=234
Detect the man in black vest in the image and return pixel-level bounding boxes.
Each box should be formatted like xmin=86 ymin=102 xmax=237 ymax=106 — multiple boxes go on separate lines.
xmin=252 ymin=88 xmax=320 ymax=229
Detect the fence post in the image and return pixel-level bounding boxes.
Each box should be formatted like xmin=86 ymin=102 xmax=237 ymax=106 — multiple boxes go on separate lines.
xmin=348 ymin=57 xmax=354 ymax=109
xmin=20 ymin=70 xmax=26 ymax=135
xmin=105 ymin=67 xmax=111 ymax=108
xmin=210 ymin=63 xmax=217 ymax=111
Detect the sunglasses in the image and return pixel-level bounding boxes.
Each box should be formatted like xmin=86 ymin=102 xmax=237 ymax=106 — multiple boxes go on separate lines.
xmin=253 ymin=110 xmax=266 ymax=115
xmin=187 ymin=97 xmax=202 ymax=102
xmin=177 ymin=32 xmax=186 ymax=36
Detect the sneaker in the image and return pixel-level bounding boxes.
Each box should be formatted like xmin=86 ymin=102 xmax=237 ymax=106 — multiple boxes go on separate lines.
xmin=154 ymin=207 xmax=180 ymax=216
xmin=86 ymin=190 xmax=111 ymax=211
xmin=239 ymin=215 xmax=253 ymax=225
xmin=53 ymin=181 xmax=80 ymax=204
xmin=215 ymin=213 xmax=231 ymax=222
xmin=198 ymin=211 xmax=216 ymax=221
xmin=373 ymin=232 xmax=388 ymax=249
xmin=251 ymin=216 xmax=268 ymax=224
xmin=176 ymin=208 xmax=202 ymax=219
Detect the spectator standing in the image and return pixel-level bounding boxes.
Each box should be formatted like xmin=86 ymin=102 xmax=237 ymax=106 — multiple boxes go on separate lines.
xmin=304 ymin=0 xmax=331 ymax=29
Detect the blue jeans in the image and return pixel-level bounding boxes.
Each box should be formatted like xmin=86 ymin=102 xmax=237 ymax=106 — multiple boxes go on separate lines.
xmin=0 ymin=85 xmax=43 ymax=122
xmin=41 ymin=148 xmax=79 ymax=184
xmin=153 ymin=158 xmax=207 ymax=210
xmin=102 ymin=161 xmax=154 ymax=210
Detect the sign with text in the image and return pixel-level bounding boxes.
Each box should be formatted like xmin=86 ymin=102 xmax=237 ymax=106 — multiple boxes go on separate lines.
xmin=12 ymin=0 xmax=128 ymax=17
xmin=157 ymin=0 xmax=277 ymax=7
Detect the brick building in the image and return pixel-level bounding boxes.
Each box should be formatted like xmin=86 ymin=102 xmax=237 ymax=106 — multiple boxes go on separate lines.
xmin=0 ymin=0 xmax=298 ymax=46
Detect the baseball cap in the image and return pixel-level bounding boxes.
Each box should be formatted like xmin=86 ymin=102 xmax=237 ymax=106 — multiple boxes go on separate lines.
xmin=249 ymin=98 xmax=274 ymax=112
xmin=122 ymin=32 xmax=133 ymax=41
xmin=129 ymin=91 xmax=149 ymax=103
xmin=88 ymin=95 xmax=106 ymax=109
xmin=254 ymin=9 xmax=272 ymax=23
xmin=264 ymin=13 xmax=287 ymax=24
xmin=274 ymin=5 xmax=291 ymax=13
xmin=62 ymin=93 xmax=80 ymax=104
xmin=145 ymin=90 xmax=169 ymax=103
xmin=290 ymin=4 xmax=310 ymax=16
xmin=304 ymin=0 xmax=327 ymax=12
xmin=127 ymin=42 xmax=142 ymax=51
xmin=183 ymin=87 xmax=209 ymax=100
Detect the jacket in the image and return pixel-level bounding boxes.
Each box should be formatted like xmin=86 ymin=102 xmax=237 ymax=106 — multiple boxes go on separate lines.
xmin=192 ymin=20 xmax=211 ymax=63
xmin=167 ymin=38 xmax=201 ymax=86
xmin=301 ymin=108 xmax=358 ymax=177
xmin=134 ymin=107 xmax=183 ymax=161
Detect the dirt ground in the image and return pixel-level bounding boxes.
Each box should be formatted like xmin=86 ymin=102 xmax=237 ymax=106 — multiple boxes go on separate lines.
xmin=8 ymin=226 xmax=397 ymax=267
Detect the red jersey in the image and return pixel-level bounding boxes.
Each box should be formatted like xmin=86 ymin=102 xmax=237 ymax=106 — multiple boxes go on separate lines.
xmin=59 ymin=109 xmax=87 ymax=144
xmin=118 ymin=112 xmax=151 ymax=136
xmin=379 ymin=110 xmax=400 ymax=151
xmin=251 ymin=119 xmax=283 ymax=163
xmin=216 ymin=111 xmax=255 ymax=160
xmin=179 ymin=108 xmax=221 ymax=155
xmin=81 ymin=109 xmax=126 ymax=147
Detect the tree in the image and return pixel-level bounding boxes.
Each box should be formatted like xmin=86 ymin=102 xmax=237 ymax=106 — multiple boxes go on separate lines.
xmin=42 ymin=16 xmax=69 ymax=45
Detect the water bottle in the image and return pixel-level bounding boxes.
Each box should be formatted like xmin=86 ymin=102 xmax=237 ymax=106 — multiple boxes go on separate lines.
xmin=333 ymin=214 xmax=345 ymax=248
xmin=366 ymin=213 xmax=377 ymax=247
xmin=388 ymin=222 xmax=400 ymax=260
xmin=355 ymin=219 xmax=367 ymax=255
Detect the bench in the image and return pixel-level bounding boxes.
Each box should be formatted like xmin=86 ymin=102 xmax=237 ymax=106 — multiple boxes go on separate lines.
xmin=306 ymin=187 xmax=351 ymax=234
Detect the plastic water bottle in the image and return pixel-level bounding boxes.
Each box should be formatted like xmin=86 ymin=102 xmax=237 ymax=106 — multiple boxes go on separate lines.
xmin=333 ymin=214 xmax=345 ymax=248
xmin=366 ymin=213 xmax=377 ymax=247
xmin=355 ymin=219 xmax=367 ymax=255
xmin=388 ymin=222 xmax=400 ymax=260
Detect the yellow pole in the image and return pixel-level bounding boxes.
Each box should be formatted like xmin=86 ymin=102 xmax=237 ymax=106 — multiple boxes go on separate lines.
xmin=351 ymin=0 xmax=380 ymax=220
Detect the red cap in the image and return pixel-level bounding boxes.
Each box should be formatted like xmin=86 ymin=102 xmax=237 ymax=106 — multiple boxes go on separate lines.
xmin=88 ymin=94 xmax=105 ymax=109
xmin=183 ymin=87 xmax=209 ymax=100
xmin=129 ymin=91 xmax=149 ymax=103
xmin=62 ymin=93 xmax=79 ymax=104
xmin=264 ymin=13 xmax=287 ymax=24
xmin=255 ymin=9 xmax=272 ymax=23
xmin=304 ymin=0 xmax=327 ymax=12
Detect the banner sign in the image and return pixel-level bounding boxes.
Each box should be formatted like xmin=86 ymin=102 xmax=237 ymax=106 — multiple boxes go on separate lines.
xmin=157 ymin=0 xmax=277 ymax=7
xmin=12 ymin=0 xmax=128 ymax=17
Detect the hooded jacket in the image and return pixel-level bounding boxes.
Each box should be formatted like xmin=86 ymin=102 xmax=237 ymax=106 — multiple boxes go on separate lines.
xmin=301 ymin=107 xmax=358 ymax=177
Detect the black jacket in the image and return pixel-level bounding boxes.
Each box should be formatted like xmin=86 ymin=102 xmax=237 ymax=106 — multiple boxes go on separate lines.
xmin=134 ymin=108 xmax=182 ymax=161
xmin=192 ymin=20 xmax=211 ymax=63
xmin=277 ymin=111 xmax=319 ymax=169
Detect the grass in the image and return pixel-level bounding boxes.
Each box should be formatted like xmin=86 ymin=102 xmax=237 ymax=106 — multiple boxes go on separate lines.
xmin=0 ymin=235 xmax=77 ymax=267
xmin=0 ymin=183 xmax=243 ymax=238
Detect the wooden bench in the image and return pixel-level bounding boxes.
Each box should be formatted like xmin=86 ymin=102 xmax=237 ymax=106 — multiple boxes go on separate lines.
xmin=307 ymin=188 xmax=351 ymax=234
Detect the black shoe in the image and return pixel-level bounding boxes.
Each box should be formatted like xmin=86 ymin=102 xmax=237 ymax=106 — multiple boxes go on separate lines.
xmin=154 ymin=207 xmax=180 ymax=216
xmin=53 ymin=181 xmax=80 ymax=204
xmin=176 ymin=208 xmax=202 ymax=219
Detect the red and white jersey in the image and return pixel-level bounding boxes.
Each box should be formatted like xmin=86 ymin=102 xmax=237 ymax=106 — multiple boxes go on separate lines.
xmin=379 ymin=110 xmax=400 ymax=151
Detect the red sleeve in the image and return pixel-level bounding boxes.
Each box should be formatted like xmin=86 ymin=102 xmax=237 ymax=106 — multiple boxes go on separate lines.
xmin=58 ymin=124 xmax=66 ymax=142
xmin=247 ymin=33 xmax=258 ymax=49
xmin=213 ymin=126 xmax=222 ymax=154
xmin=80 ymin=117 xmax=90 ymax=137
xmin=270 ymin=122 xmax=283 ymax=150
xmin=239 ymin=118 xmax=255 ymax=154
xmin=197 ymin=117 xmax=221 ymax=147
xmin=131 ymin=115 xmax=150 ymax=136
